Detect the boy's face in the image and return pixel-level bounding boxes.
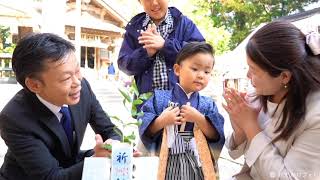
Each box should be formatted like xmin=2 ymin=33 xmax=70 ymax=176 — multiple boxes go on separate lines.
xmin=139 ymin=0 xmax=168 ymax=24
xmin=174 ymin=53 xmax=214 ymax=94
xmin=28 ymin=52 xmax=82 ymax=106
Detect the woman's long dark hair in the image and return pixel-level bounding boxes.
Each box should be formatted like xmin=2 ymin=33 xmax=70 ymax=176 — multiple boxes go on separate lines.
xmin=246 ymin=21 xmax=320 ymax=142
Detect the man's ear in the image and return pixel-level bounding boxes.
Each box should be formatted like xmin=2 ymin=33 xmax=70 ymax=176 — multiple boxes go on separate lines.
xmin=173 ymin=64 xmax=180 ymax=76
xmin=25 ymin=77 xmax=43 ymax=94
xmin=281 ymin=70 xmax=292 ymax=85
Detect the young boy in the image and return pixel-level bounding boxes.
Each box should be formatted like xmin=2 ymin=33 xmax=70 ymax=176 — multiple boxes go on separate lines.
xmin=118 ymin=0 xmax=205 ymax=101
xmin=139 ymin=42 xmax=225 ymax=180
xmin=0 ymin=33 xmax=121 ymax=180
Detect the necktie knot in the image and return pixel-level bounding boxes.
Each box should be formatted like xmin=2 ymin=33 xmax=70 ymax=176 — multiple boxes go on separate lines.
xmin=60 ymin=106 xmax=70 ymax=116
xmin=60 ymin=106 xmax=73 ymax=145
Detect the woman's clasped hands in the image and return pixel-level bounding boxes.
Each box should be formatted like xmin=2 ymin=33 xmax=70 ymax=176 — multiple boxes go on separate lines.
xmin=222 ymin=88 xmax=262 ymax=142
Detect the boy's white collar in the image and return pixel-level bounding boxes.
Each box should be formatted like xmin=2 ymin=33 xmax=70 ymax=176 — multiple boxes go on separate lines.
xmin=176 ymin=83 xmax=194 ymax=99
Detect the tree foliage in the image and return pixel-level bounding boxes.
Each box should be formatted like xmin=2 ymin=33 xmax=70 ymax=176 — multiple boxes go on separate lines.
xmin=172 ymin=0 xmax=231 ymax=54
xmin=0 ymin=26 xmax=16 ymax=53
xmin=191 ymin=0 xmax=318 ymax=49
xmin=0 ymin=26 xmax=10 ymax=49
xmin=189 ymin=7 xmax=231 ymax=54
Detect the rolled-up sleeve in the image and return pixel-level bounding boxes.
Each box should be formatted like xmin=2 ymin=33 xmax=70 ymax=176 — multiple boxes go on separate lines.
xmin=226 ymin=133 xmax=248 ymax=160
xmin=244 ymin=132 xmax=271 ymax=167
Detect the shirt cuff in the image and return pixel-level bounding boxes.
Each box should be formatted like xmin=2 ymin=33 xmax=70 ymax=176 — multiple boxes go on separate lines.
xmin=226 ymin=133 xmax=247 ymax=159
xmin=244 ymin=131 xmax=271 ymax=167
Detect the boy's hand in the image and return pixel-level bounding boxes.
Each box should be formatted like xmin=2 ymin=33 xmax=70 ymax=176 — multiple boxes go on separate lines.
xmin=158 ymin=106 xmax=182 ymax=126
xmin=180 ymin=102 xmax=204 ymax=123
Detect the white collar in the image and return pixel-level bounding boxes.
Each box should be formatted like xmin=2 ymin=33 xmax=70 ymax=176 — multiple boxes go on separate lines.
xmin=36 ymin=94 xmax=65 ymax=121
xmin=176 ymin=83 xmax=194 ymax=99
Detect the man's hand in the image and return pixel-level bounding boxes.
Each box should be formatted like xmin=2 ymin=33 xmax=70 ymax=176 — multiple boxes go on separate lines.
xmin=93 ymin=134 xmax=119 ymax=157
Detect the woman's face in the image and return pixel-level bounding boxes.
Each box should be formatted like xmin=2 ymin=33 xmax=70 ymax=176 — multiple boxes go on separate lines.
xmin=246 ymin=56 xmax=290 ymax=103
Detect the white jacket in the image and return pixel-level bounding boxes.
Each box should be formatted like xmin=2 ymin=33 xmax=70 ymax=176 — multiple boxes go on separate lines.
xmin=226 ymin=90 xmax=320 ymax=180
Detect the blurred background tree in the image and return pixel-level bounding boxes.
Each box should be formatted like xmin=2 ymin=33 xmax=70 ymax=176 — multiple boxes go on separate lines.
xmin=189 ymin=0 xmax=319 ymax=50
xmin=171 ymin=0 xmax=231 ymax=55
xmin=0 ymin=26 xmax=16 ymax=53
xmin=0 ymin=26 xmax=10 ymax=50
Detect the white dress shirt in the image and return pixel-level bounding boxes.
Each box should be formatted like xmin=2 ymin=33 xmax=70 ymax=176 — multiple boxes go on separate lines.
xmin=36 ymin=94 xmax=66 ymax=122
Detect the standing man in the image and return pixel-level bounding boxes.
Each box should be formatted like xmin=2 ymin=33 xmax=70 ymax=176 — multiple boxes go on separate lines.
xmin=118 ymin=0 xmax=205 ymax=98
xmin=0 ymin=33 xmax=121 ymax=180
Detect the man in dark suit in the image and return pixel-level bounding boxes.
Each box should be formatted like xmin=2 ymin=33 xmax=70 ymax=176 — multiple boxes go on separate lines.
xmin=0 ymin=33 xmax=121 ymax=179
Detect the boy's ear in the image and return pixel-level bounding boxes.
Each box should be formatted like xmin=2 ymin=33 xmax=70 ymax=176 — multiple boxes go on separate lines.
xmin=25 ymin=77 xmax=43 ymax=94
xmin=173 ymin=64 xmax=180 ymax=76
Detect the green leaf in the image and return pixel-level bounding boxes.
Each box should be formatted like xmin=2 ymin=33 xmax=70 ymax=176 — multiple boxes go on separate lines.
xmin=125 ymin=122 xmax=142 ymax=127
xmin=102 ymin=143 xmax=112 ymax=151
xmin=110 ymin=115 xmax=120 ymax=121
xmin=112 ymin=127 xmax=123 ymax=142
xmin=131 ymin=105 xmax=138 ymax=117
xmin=123 ymin=137 xmax=133 ymax=144
xmin=123 ymin=132 xmax=136 ymax=144
xmin=118 ymin=88 xmax=132 ymax=103
xmin=132 ymin=99 xmax=143 ymax=106
xmin=139 ymin=92 xmax=153 ymax=101
xmin=110 ymin=115 xmax=123 ymax=124
xmin=126 ymin=133 xmax=136 ymax=140
xmin=131 ymin=111 xmax=138 ymax=118
xmin=131 ymin=80 xmax=139 ymax=97
xmin=122 ymin=99 xmax=126 ymax=106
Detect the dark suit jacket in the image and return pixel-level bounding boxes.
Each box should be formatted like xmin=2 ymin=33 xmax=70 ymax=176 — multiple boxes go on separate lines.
xmin=0 ymin=79 xmax=121 ymax=180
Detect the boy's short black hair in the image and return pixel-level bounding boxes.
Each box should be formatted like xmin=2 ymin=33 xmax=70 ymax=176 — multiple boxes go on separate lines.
xmin=12 ymin=33 xmax=75 ymax=89
xmin=176 ymin=42 xmax=215 ymax=65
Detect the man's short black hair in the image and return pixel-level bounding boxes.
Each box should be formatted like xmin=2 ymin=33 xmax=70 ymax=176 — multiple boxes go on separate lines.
xmin=12 ymin=33 xmax=75 ymax=89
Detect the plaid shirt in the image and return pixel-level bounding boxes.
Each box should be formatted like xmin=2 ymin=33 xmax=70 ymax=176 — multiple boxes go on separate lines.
xmin=142 ymin=10 xmax=174 ymax=90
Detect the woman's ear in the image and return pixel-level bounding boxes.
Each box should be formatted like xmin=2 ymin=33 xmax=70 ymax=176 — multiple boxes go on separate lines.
xmin=25 ymin=77 xmax=43 ymax=94
xmin=173 ymin=64 xmax=180 ymax=76
xmin=281 ymin=70 xmax=292 ymax=85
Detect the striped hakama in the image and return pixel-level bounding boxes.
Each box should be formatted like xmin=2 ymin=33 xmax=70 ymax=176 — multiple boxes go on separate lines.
xmin=165 ymin=131 xmax=204 ymax=180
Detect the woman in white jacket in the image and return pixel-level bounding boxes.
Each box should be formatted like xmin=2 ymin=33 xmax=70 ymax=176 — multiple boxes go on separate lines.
xmin=222 ymin=21 xmax=320 ymax=180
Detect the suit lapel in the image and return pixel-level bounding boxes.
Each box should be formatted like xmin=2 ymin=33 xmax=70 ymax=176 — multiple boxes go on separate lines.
xmin=69 ymin=103 xmax=82 ymax=151
xmin=41 ymin=116 xmax=72 ymax=157
xmin=27 ymin=92 xmax=72 ymax=157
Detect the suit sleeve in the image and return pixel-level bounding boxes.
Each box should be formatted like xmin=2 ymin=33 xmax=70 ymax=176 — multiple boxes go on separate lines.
xmin=160 ymin=17 xmax=205 ymax=66
xmin=0 ymin=114 xmax=84 ymax=180
xmin=118 ymin=31 xmax=153 ymax=76
xmin=82 ymin=79 xmax=122 ymax=141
